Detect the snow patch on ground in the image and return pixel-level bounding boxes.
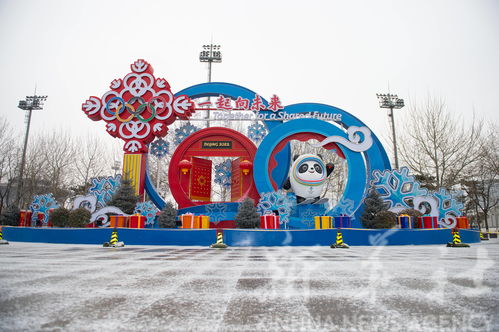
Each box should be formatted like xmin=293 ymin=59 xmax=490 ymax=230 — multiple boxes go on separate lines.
xmin=0 ymin=241 xmax=498 ymax=331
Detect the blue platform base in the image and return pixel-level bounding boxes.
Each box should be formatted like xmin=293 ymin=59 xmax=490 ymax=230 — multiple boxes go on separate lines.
xmin=2 ymin=227 xmax=481 ymax=246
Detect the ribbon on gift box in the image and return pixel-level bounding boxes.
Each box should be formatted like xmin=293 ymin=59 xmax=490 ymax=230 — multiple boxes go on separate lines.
xmin=314 ymin=216 xmax=332 ymax=229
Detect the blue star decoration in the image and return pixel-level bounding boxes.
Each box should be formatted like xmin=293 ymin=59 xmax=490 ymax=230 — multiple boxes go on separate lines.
xmin=134 ymin=201 xmax=160 ymax=226
xmin=174 ymin=123 xmax=199 ymax=145
xmin=214 ymin=160 xmax=232 ymax=188
xmin=29 ymin=193 xmax=59 ymax=224
xmin=247 ymin=123 xmax=267 ymax=143
xmin=150 ymin=138 xmax=169 ymax=158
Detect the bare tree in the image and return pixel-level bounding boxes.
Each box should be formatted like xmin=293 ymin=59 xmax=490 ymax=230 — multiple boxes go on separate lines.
xmin=0 ymin=117 xmax=20 ymax=213
xmin=461 ymin=124 xmax=499 ymax=231
xmin=72 ymin=135 xmax=114 ymax=194
xmin=398 ymin=96 xmax=484 ymax=189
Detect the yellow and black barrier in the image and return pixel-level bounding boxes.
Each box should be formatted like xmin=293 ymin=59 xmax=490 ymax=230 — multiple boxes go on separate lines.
xmin=330 ymin=229 xmax=349 ymax=248
xmin=447 ymin=228 xmax=469 ymax=247
xmin=0 ymin=226 xmax=9 ymax=245
xmin=210 ymin=229 xmax=228 ymax=248
xmin=103 ymin=228 xmax=124 ymax=247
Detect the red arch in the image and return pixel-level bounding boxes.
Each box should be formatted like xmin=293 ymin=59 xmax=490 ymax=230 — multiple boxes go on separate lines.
xmin=168 ymin=127 xmax=259 ymax=208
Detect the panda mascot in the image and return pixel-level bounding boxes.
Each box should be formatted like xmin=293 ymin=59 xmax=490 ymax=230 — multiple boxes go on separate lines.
xmin=282 ymin=154 xmax=334 ymax=204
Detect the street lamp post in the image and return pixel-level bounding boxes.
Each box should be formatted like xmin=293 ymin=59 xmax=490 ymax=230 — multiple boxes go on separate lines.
xmin=199 ymin=44 xmax=222 ymax=127
xmin=17 ymin=94 xmax=47 ymax=206
xmin=112 ymin=160 xmax=121 ymax=177
xmin=376 ymin=93 xmax=404 ymax=169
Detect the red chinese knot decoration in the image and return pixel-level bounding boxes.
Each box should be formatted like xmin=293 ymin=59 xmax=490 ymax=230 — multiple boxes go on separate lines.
xmin=82 ymin=59 xmax=195 ymax=153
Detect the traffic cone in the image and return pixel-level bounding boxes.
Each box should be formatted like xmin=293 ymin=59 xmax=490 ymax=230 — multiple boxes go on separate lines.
xmin=210 ymin=230 xmax=228 ymax=248
xmin=0 ymin=226 xmax=9 ymax=245
xmin=331 ymin=229 xmax=349 ymax=248
xmin=480 ymin=232 xmax=489 ymax=241
xmin=447 ymin=228 xmax=469 ymax=247
xmin=103 ymin=228 xmax=124 ymax=247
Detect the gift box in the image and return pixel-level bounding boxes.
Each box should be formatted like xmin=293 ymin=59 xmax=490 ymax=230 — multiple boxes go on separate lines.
xmin=37 ymin=212 xmax=45 ymax=227
xmin=334 ymin=215 xmax=351 ymax=228
xmin=128 ymin=214 xmax=145 ymax=228
xmin=109 ymin=215 xmax=128 ymax=228
xmin=456 ymin=216 xmax=469 ymax=229
xmin=314 ymin=216 xmax=332 ymax=229
xmin=198 ymin=215 xmax=210 ymax=229
xmin=397 ymin=214 xmax=412 ymax=229
xmin=180 ymin=213 xmax=198 ymax=228
xmin=417 ymin=216 xmax=438 ymax=229
xmin=260 ymin=214 xmax=280 ymax=229
xmin=19 ymin=210 xmax=32 ymax=227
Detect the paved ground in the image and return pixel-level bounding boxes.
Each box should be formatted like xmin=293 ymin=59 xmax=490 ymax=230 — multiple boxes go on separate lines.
xmin=0 ymin=241 xmax=498 ymax=332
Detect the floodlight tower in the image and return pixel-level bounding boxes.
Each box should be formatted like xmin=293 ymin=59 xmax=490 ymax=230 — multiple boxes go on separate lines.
xmin=376 ymin=93 xmax=404 ymax=169
xmin=199 ymin=44 xmax=222 ymax=127
xmin=17 ymin=94 xmax=47 ymax=205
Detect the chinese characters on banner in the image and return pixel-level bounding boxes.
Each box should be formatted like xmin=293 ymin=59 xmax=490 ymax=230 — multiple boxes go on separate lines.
xmin=199 ymin=94 xmax=284 ymax=112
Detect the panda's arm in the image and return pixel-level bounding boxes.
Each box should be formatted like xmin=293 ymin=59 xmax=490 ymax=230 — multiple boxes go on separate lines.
xmin=282 ymin=177 xmax=291 ymax=190
xmin=326 ymin=163 xmax=334 ymax=177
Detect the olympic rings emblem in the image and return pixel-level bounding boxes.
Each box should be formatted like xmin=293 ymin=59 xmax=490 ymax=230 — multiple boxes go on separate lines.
xmin=105 ymin=96 xmax=168 ymax=123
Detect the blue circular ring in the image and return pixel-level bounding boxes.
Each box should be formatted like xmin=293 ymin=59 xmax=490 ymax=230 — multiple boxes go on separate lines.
xmin=105 ymin=96 xmax=126 ymax=116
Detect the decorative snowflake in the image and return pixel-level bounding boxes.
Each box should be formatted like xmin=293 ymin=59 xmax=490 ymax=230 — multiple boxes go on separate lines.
xmin=257 ymin=191 xmax=296 ymax=225
xmin=88 ymin=175 xmax=121 ymax=209
xmin=432 ymin=188 xmax=463 ymax=220
xmin=328 ymin=197 xmax=356 ymax=218
xmin=371 ymin=166 xmax=428 ymax=211
xmin=29 ymin=193 xmax=59 ymax=224
xmin=247 ymin=123 xmax=267 ymax=143
xmin=214 ymin=160 xmax=232 ymax=187
xmin=205 ymin=203 xmax=228 ymax=223
xmin=150 ymin=138 xmax=169 ymax=158
xmin=174 ymin=123 xmax=199 ymax=145
xmin=134 ymin=201 xmax=159 ymax=226
xmin=301 ymin=207 xmax=317 ymax=227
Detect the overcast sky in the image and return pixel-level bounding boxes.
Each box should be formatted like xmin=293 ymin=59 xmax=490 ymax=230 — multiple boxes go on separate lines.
xmin=0 ymin=0 xmax=497 ymax=155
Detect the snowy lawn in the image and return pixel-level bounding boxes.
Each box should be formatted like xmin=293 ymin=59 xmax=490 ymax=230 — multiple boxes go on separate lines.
xmin=0 ymin=241 xmax=498 ymax=332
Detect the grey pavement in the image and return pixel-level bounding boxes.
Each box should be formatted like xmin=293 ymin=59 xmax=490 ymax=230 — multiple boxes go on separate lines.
xmin=0 ymin=241 xmax=498 ymax=332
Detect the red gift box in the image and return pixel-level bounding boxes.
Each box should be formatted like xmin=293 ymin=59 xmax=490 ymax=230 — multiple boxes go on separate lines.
xmin=19 ymin=210 xmax=32 ymax=227
xmin=260 ymin=214 xmax=280 ymax=229
xmin=456 ymin=216 xmax=469 ymax=229
xmin=417 ymin=216 xmax=439 ymax=229
xmin=128 ymin=214 xmax=145 ymax=228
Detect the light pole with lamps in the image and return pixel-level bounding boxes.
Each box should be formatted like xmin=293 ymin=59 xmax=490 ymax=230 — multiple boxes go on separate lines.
xmin=376 ymin=93 xmax=404 ymax=169
xmin=199 ymin=44 xmax=222 ymax=127
xmin=17 ymin=94 xmax=47 ymax=206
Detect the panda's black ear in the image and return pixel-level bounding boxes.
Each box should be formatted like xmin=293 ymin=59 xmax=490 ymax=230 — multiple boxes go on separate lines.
xmin=326 ymin=163 xmax=334 ymax=177
xmin=282 ymin=177 xmax=291 ymax=190
xmin=317 ymin=154 xmax=323 ymax=160
xmin=293 ymin=155 xmax=299 ymax=161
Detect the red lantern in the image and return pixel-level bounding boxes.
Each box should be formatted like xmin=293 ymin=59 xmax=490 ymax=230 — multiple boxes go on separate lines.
xmin=240 ymin=159 xmax=252 ymax=175
xmin=179 ymin=159 xmax=192 ymax=175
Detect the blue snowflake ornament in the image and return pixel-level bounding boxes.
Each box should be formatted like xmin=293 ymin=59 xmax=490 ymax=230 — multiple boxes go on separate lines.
xmin=29 ymin=193 xmax=59 ymax=224
xmin=214 ymin=160 xmax=232 ymax=187
xmin=174 ymin=123 xmax=199 ymax=145
xmin=432 ymin=188 xmax=463 ymax=219
xmin=257 ymin=191 xmax=296 ymax=225
xmin=88 ymin=175 xmax=121 ymax=209
xmin=371 ymin=167 xmax=428 ymax=211
xmin=247 ymin=123 xmax=267 ymax=143
xmin=328 ymin=197 xmax=356 ymax=218
xmin=134 ymin=201 xmax=159 ymax=226
xmin=150 ymin=138 xmax=169 ymax=158
xmin=205 ymin=203 xmax=228 ymax=223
